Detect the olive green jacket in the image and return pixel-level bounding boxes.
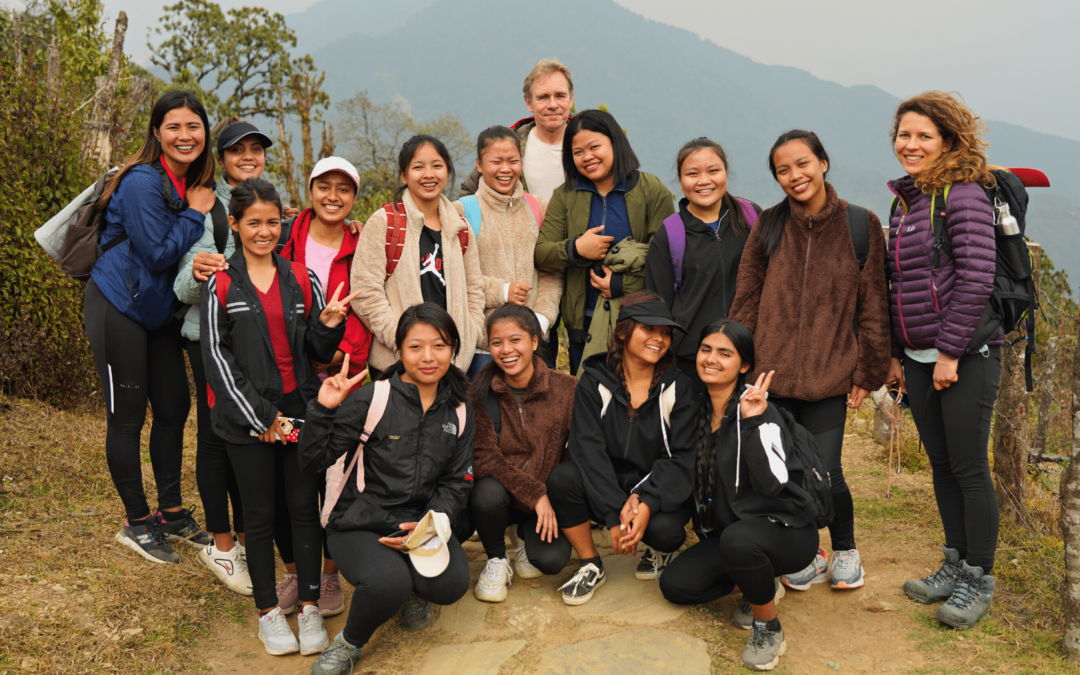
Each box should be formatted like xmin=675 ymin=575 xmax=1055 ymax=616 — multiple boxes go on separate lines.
xmin=578 ymin=238 xmax=651 ymax=372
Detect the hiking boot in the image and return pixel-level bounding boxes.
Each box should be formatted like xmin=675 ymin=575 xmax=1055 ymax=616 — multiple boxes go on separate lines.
xmin=310 ymin=632 xmax=362 ymax=675
xmin=298 ymin=604 xmax=330 ymax=656
xmin=158 ymin=507 xmax=213 ymax=548
xmin=258 ymin=606 xmax=299 ymax=656
xmin=732 ymin=579 xmax=785 ymax=630
xmin=115 ymin=515 xmax=180 ymax=564
xmin=319 ymin=574 xmax=345 ymax=617
xmin=197 ymin=542 xmax=253 ymax=595
xmin=277 ymin=573 xmax=298 ymax=615
xmin=780 ymin=546 xmax=827 ymax=591
xmin=399 ymin=594 xmax=434 ymax=631
xmin=513 ymin=537 xmax=544 ymax=579
xmin=474 ymin=557 xmax=514 ymax=603
xmin=830 ymin=549 xmax=865 ymax=589
xmin=742 ymin=620 xmax=787 ymax=671
xmin=559 ymin=562 xmax=606 ymax=606
xmin=935 ymin=561 xmax=995 ymax=630
xmin=904 ymin=545 xmax=963 ymax=604
xmin=635 ymin=547 xmax=676 ymax=580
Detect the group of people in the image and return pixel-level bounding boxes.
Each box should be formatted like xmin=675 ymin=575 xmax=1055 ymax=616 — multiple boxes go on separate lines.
xmin=79 ymin=57 xmax=1006 ymax=673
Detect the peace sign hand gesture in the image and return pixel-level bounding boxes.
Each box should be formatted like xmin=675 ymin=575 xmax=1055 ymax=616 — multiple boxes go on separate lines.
xmin=740 ymin=370 xmax=774 ymax=418
xmin=319 ymin=282 xmax=362 ymax=328
xmin=316 ymin=353 xmax=368 ymax=410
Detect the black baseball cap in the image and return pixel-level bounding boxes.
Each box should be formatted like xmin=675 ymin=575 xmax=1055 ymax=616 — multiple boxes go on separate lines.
xmin=217 ymin=122 xmax=273 ymax=155
xmin=616 ymin=301 xmax=686 ymax=332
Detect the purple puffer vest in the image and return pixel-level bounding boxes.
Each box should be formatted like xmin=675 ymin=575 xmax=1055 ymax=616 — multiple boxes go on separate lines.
xmin=886 ymin=175 xmax=999 ymax=359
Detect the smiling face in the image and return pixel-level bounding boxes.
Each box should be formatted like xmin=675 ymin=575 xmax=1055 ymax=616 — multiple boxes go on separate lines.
xmin=624 ymin=322 xmax=672 ymax=366
xmin=477 ymin=138 xmax=522 ymax=196
xmin=310 ymin=171 xmax=357 ymax=226
xmin=230 ymin=199 xmax=282 ymax=262
xmin=571 ymin=129 xmax=614 ymax=187
xmin=696 ymin=329 xmax=750 ymax=389
xmin=218 ymin=138 xmax=266 ymax=186
xmin=400 ymin=142 xmax=449 ymax=208
xmin=895 ymin=111 xmax=949 ymax=177
xmin=525 ymin=71 xmax=573 ymax=135
xmin=772 ymin=139 xmax=828 ymax=213
xmin=155 ymin=106 xmax=206 ymax=176
xmin=399 ymin=321 xmax=453 ymax=388
xmin=680 ymin=148 xmax=728 ymax=214
xmin=488 ymin=318 xmax=538 ymax=383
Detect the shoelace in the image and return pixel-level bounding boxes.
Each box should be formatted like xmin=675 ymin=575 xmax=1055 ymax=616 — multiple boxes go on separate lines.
xmin=747 ymin=624 xmax=778 ymax=649
xmin=263 ymin=610 xmax=293 ymax=637
xmin=482 ymin=558 xmax=514 ymax=585
xmin=833 ymin=552 xmax=856 ymax=572
xmin=318 ymin=639 xmax=358 ymax=673
xmin=558 ymin=563 xmax=600 ymax=593
xmin=144 ymin=515 xmax=168 ymax=545
xmin=923 ymin=558 xmax=962 ymax=589
xmin=323 ymin=574 xmax=340 ymax=594
xmin=947 ymin=576 xmax=988 ymax=610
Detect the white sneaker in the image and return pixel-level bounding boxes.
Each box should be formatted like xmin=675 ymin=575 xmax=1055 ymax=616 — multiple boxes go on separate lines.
xmin=474 ymin=557 xmax=513 ymax=603
xmin=513 ymin=539 xmax=544 ymax=579
xmin=258 ymin=606 xmax=299 ymax=656
xmin=298 ymin=604 xmax=330 ymax=656
xmin=197 ymin=542 xmax=253 ymax=596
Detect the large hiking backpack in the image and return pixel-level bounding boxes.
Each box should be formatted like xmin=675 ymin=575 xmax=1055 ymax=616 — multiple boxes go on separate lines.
xmin=772 ymin=404 xmax=835 ymax=529
xmin=383 ymin=202 xmax=469 ymax=280
xmin=321 ymin=379 xmax=468 ymax=527
xmin=459 ymin=192 xmax=543 ymax=239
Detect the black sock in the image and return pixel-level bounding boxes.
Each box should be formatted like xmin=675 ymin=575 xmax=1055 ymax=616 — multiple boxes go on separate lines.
xmin=161 ymin=509 xmax=187 ymax=522
xmin=765 ymin=617 xmax=781 ymax=632
xmin=581 ymin=556 xmax=603 ymax=570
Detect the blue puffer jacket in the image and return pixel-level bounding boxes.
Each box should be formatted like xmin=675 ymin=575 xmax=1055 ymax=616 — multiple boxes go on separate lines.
xmin=90 ymin=162 xmax=206 ymax=330
xmin=886 ymin=174 xmax=999 ymax=359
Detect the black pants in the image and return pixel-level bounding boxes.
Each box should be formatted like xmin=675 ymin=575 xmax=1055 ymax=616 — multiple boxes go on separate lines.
xmin=770 ymin=395 xmax=856 ymax=551
xmin=468 ymin=477 xmax=572 ymax=574
xmin=83 ymin=280 xmax=190 ymax=521
xmin=904 ymin=347 xmax=1001 ymax=571
xmin=328 ymin=529 xmax=470 ymax=648
xmin=567 ymin=316 xmax=593 ymax=375
xmin=541 ymin=314 xmax=560 ymax=370
xmin=185 ymin=340 xmax=244 ymax=534
xmin=275 ymin=479 xmax=332 ymax=565
xmin=546 ymin=462 xmax=692 ymax=554
xmin=660 ymin=517 xmax=819 ymax=606
xmin=227 ymin=432 xmax=322 ymax=610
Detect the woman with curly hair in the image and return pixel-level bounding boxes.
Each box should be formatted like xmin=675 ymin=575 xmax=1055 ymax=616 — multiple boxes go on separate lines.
xmin=885 ymin=91 xmax=1001 ymax=629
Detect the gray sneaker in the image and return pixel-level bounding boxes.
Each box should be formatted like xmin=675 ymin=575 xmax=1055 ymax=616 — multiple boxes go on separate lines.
xmin=829 ymin=549 xmax=865 ymax=589
xmin=258 ymin=606 xmax=299 ymax=656
xmin=115 ymin=516 xmax=180 ymax=564
xmin=742 ymin=620 xmax=786 ymax=671
xmin=399 ymin=594 xmax=434 ymax=631
xmin=298 ymin=604 xmax=330 ymax=656
xmin=780 ymin=546 xmax=827 ymax=591
xmin=935 ymin=561 xmax=995 ymax=629
xmin=732 ymin=579 xmax=785 ymax=630
xmin=903 ymin=545 xmax=963 ymax=604
xmin=310 ymin=632 xmax=362 ymax=675
xmin=158 ymin=507 xmax=213 ymax=548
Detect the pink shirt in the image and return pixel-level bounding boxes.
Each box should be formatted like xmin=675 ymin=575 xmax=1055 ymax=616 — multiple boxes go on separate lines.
xmin=304 ymin=234 xmax=340 ymax=380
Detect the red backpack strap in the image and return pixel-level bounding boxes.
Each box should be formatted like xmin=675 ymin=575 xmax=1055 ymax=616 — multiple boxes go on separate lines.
xmin=457 ymin=224 xmax=469 ymax=256
xmin=290 ymin=261 xmax=313 ymax=319
xmin=384 ymin=203 xmax=408 ymax=280
xmin=522 ymin=192 xmax=543 ymax=229
xmin=214 ymin=270 xmax=231 ymax=311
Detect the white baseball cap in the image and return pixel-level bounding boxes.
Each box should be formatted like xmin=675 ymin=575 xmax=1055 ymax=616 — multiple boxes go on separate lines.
xmin=309 ymin=156 xmax=360 ymax=193
xmin=404 ymin=511 xmax=452 ymax=578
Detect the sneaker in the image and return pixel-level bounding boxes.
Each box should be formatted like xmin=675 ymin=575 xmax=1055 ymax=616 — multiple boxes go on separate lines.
xmin=158 ymin=507 xmax=213 ymax=548
xmin=310 ymin=632 xmax=362 ymax=675
xmin=474 ymin=557 xmax=514 ymax=603
xmin=559 ymin=562 xmax=606 ymax=606
xmin=197 ymin=542 xmax=253 ymax=595
xmin=258 ymin=606 xmax=299 ymax=656
xmin=635 ymin=547 xmax=676 ymax=580
xmin=732 ymin=579 xmax=785 ymax=630
xmin=513 ymin=538 xmax=544 ymax=579
xmin=115 ymin=515 xmax=180 ymax=564
xmin=298 ymin=605 xmax=330 ymax=656
xmin=319 ymin=574 xmax=345 ymax=617
xmin=830 ymin=549 xmax=865 ymax=589
xmin=935 ymin=561 xmax=995 ymax=630
xmin=780 ymin=547 xmax=828 ymax=591
xmin=399 ymin=594 xmax=434 ymax=631
xmin=903 ymin=545 xmax=963 ymax=604
xmin=277 ymin=573 xmax=299 ymax=615
xmin=742 ymin=620 xmax=787 ymax=671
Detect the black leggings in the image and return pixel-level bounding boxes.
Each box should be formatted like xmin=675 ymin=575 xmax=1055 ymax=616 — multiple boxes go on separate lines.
xmin=468 ymin=477 xmax=572 ymax=574
xmin=83 ymin=280 xmax=190 ymax=522
xmin=546 ymin=462 xmax=692 ymax=554
xmin=904 ymin=347 xmax=1001 ymax=572
xmin=770 ymin=395 xmax=856 ymax=551
xmin=660 ymin=518 xmax=819 ymax=606
xmin=226 ymin=434 xmax=322 ymax=610
xmin=275 ymin=479 xmax=332 ymax=565
xmin=185 ymin=340 xmax=244 ymax=534
xmin=327 ymin=529 xmax=470 ymax=648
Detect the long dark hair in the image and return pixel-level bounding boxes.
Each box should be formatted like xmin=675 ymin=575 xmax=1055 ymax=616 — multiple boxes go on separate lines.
xmin=228 ymin=178 xmax=282 ymax=220
xmin=675 ymin=137 xmax=750 ymax=240
xmin=755 ymin=130 xmax=830 ymax=257
xmin=99 ymin=90 xmax=215 ymax=206
xmin=469 ymin=304 xmax=546 ymax=410
xmin=561 ymin=109 xmax=640 ymax=192
xmin=693 ymin=319 xmax=755 ymax=531
xmin=379 ymin=303 xmax=469 ymax=408
xmin=607 ymin=290 xmax=674 ymax=413
xmin=394 ymin=134 xmax=456 ymax=203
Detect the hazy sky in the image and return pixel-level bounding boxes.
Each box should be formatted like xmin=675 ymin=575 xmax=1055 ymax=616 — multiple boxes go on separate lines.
xmin=11 ymin=0 xmax=1079 ymax=141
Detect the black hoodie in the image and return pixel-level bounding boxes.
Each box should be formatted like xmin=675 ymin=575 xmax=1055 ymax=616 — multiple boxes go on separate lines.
xmin=568 ymin=353 xmax=697 ymax=528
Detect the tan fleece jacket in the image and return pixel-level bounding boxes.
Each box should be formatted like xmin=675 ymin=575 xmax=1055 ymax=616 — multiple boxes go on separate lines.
xmin=459 ymin=179 xmax=563 ymax=330
xmin=350 ymin=191 xmax=486 ymax=372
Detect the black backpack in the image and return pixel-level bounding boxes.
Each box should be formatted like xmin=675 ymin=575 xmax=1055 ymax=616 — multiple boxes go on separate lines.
xmin=481 ymin=386 xmax=502 ymax=443
xmin=774 ymin=405 xmax=834 ymax=529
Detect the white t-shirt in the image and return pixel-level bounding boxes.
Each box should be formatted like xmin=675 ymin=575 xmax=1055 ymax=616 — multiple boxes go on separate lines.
xmin=522 ymin=127 xmax=565 ymax=203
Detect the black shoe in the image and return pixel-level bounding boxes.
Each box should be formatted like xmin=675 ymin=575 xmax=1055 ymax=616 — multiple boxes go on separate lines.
xmin=635 ymin=547 xmax=675 ymax=580
xmin=159 ymin=506 xmax=213 ymax=548
xmin=559 ymin=562 xmax=606 ymax=606
xmin=115 ymin=514 xmax=179 ymax=564
xmin=399 ymin=594 xmax=434 ymax=631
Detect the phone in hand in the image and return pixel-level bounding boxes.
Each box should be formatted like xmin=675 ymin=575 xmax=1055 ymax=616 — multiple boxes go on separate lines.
xmin=386 ymin=529 xmax=410 ymax=539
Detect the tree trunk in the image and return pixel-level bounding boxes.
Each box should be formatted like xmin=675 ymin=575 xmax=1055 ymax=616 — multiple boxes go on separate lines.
xmin=85 ymin=12 xmax=128 ymax=169
xmin=1033 ymin=336 xmax=1060 ymax=456
xmin=11 ymin=10 xmax=22 ymax=75
xmin=992 ymin=331 xmax=1029 ymax=522
xmin=274 ymin=85 xmax=301 ymax=208
xmin=47 ymin=38 xmax=60 ymax=92
xmin=1060 ymin=308 xmax=1080 ymax=662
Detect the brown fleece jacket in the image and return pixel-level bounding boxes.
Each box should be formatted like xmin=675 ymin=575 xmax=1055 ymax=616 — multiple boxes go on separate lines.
xmin=473 ymin=357 xmax=577 ymax=510
xmin=729 ymin=182 xmax=890 ymax=400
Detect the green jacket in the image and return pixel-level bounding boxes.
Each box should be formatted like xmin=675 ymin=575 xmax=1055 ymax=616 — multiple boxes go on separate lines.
xmin=534 ymin=170 xmax=674 ymax=342
xmin=578 ymin=237 xmax=651 ymax=372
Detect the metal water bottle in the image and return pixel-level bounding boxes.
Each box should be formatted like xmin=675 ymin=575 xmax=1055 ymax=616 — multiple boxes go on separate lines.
xmin=996 ymin=202 xmax=1020 ymax=235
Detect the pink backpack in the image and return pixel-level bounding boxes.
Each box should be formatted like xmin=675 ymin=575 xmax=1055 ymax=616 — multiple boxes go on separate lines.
xmin=321 ymin=379 xmax=468 ymax=527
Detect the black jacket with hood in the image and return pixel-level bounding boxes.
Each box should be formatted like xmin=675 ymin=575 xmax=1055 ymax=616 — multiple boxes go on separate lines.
xmin=297 ymin=366 xmax=475 ymax=534
xmin=568 ymin=353 xmax=696 ymax=528
xmin=201 ymin=252 xmax=344 ymax=445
